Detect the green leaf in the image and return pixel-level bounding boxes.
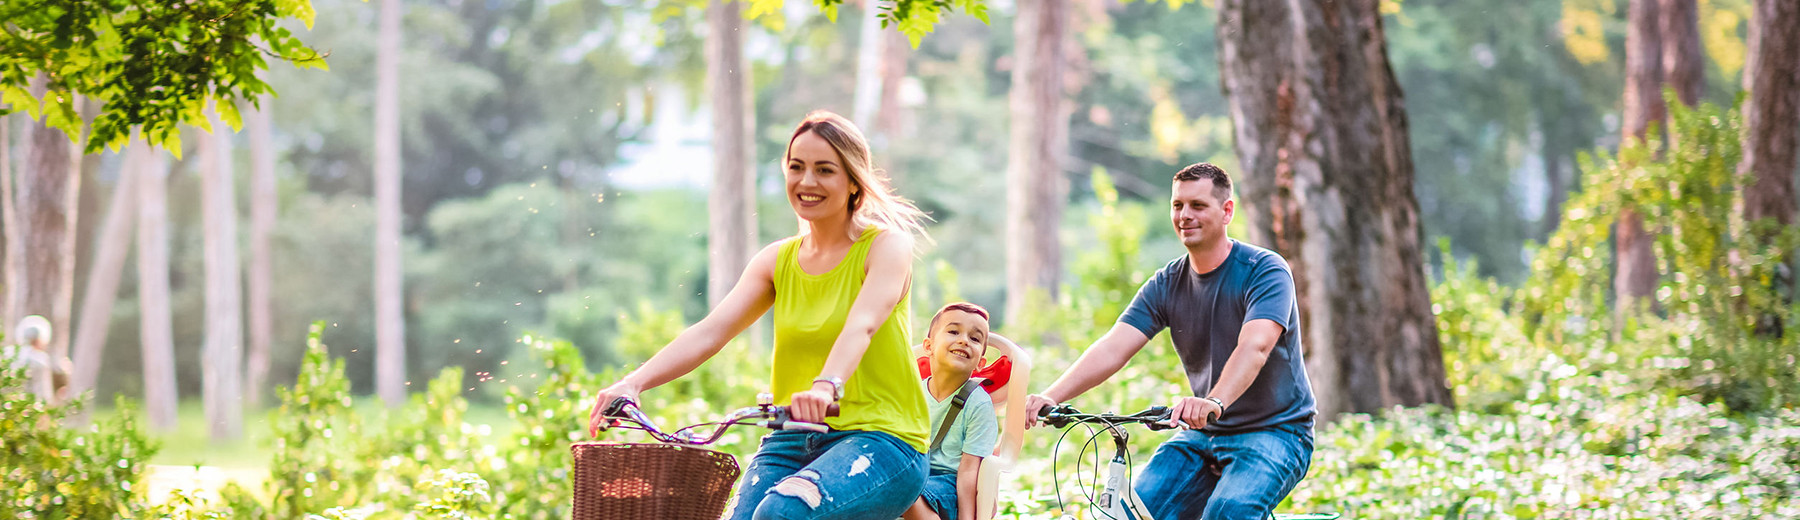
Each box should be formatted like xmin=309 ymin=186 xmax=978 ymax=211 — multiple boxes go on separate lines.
xmin=216 ymin=98 xmax=243 ymax=132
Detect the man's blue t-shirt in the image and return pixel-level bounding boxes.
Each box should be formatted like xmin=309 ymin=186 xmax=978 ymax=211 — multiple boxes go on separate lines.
xmin=1118 ymin=240 xmax=1316 ymax=433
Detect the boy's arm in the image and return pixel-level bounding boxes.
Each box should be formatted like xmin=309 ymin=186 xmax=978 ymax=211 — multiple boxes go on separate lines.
xmin=956 ymin=454 xmax=983 ymax=520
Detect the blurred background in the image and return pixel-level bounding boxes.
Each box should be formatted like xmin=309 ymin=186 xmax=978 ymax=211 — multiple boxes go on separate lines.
xmin=16 ymin=0 xmax=1725 ymax=407
xmin=4 ymin=0 xmax=1798 ymax=515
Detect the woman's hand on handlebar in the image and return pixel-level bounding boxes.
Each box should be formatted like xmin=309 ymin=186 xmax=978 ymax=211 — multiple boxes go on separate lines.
xmin=587 ymin=379 xmax=643 ymax=437
xmin=789 ymin=385 xmax=837 ymax=424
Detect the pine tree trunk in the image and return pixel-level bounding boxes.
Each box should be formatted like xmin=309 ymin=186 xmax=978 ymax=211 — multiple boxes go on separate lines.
xmin=1741 ymin=0 xmax=1799 ymax=317
xmin=69 ymin=141 xmax=141 ymax=398
xmin=374 ymin=0 xmax=407 ymax=408
xmin=201 ymin=111 xmax=245 ymax=441
xmin=136 ymin=141 xmax=178 ymax=432
xmin=1616 ymin=0 xmax=1664 ymax=312
xmin=245 ymin=101 xmax=276 ymax=409
xmin=706 ymin=0 xmax=757 ymax=310
xmin=1216 ymin=0 xmax=1451 ymax=419
xmin=1005 ymin=0 xmax=1069 ymax=325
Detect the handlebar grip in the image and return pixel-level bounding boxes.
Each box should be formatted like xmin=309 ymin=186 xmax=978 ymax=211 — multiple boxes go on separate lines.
xmin=784 ymin=422 xmax=829 ymax=432
xmin=826 ymin=404 xmax=841 ymax=417
xmin=603 ymin=396 xmax=636 ymax=417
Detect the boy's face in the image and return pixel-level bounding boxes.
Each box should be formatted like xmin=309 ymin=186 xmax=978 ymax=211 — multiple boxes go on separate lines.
xmin=925 ymin=309 xmax=989 ymax=377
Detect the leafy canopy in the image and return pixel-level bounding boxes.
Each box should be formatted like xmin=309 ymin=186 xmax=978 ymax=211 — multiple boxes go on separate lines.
xmin=0 ymin=0 xmax=326 ymax=155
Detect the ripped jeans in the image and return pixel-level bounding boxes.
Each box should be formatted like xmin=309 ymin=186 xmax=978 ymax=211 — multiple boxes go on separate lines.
xmin=726 ymin=429 xmax=926 ymax=520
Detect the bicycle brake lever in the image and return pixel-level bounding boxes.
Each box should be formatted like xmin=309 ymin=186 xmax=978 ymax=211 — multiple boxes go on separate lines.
xmin=1146 ymin=410 xmax=1177 ymax=431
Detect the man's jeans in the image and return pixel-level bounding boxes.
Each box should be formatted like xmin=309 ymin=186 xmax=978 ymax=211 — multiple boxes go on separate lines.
xmin=726 ymin=429 xmax=926 ymax=520
xmin=1133 ymin=422 xmax=1314 ymax=520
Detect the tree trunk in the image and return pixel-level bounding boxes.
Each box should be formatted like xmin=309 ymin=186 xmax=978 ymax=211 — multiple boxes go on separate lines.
xmin=1741 ymin=0 xmax=1799 ymax=316
xmin=1660 ymin=0 xmax=1704 ymax=109
xmin=852 ymin=3 xmax=884 ymax=128
xmin=375 ymin=0 xmax=407 ymax=408
xmin=1216 ymin=0 xmax=1451 ymax=419
xmin=136 ymin=140 xmax=178 ymax=432
xmin=1005 ymin=0 xmax=1069 ymax=325
xmin=201 ymin=111 xmax=244 ymax=441
xmin=11 ymin=81 xmax=84 ymax=405
xmin=877 ymin=28 xmax=911 ymax=139
xmin=69 ymin=141 xmax=141 ymax=398
xmin=1615 ymin=0 xmax=1664 ymax=312
xmin=1741 ymin=0 xmax=1798 ymax=229
xmin=706 ymin=0 xmax=757 ymax=310
xmin=245 ymin=101 xmax=276 ymax=409
xmin=1 ymin=116 xmax=15 ymax=329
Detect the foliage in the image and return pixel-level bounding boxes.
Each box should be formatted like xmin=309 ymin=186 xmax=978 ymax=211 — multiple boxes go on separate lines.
xmin=1521 ymin=98 xmax=1800 ymax=413
xmin=268 ymin=322 xmax=375 ymax=518
xmin=0 ymin=0 xmax=325 ymax=154
xmin=411 ymin=470 xmax=492 ymax=520
xmin=0 ymin=354 xmax=156 ymax=518
xmin=1431 ymin=240 xmax=1538 ymax=413
xmin=1286 ymin=371 xmax=1800 ymax=518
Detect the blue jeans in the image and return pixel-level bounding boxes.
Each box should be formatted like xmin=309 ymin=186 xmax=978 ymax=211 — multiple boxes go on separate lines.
xmin=1133 ymin=422 xmax=1314 ymax=520
xmin=918 ymin=469 xmax=960 ymax=519
xmin=726 ymin=429 xmax=927 ymax=520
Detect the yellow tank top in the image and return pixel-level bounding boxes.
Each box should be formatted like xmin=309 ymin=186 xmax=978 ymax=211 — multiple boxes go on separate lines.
xmin=771 ymin=226 xmax=928 ymax=453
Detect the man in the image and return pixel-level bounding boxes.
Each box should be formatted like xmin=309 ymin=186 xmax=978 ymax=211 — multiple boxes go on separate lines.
xmin=1024 ymin=163 xmax=1316 ymax=520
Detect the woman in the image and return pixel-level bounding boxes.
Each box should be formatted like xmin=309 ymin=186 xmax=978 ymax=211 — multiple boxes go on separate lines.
xmin=586 ymin=110 xmax=930 ymax=520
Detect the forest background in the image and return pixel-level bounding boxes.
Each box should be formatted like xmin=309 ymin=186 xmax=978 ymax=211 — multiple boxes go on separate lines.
xmin=1 ymin=0 xmax=1797 ymax=517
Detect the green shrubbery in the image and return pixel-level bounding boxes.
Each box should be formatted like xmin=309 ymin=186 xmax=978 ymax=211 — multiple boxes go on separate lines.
xmin=1 ymin=357 xmax=156 ymax=518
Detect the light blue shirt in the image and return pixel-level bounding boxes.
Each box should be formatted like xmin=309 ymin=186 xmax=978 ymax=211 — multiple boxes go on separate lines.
xmin=922 ymin=377 xmax=999 ymax=474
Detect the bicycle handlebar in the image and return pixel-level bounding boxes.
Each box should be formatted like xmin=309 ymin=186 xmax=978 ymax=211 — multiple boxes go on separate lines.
xmin=596 ymin=397 xmax=840 ymax=445
xmin=1038 ymin=403 xmax=1216 ymax=431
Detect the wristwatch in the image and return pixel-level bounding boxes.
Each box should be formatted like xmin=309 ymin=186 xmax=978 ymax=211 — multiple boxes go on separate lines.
xmin=812 ymin=376 xmax=846 ymax=401
xmin=1202 ymin=396 xmax=1227 ymax=412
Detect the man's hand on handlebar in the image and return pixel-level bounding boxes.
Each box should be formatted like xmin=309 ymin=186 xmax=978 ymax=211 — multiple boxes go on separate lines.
xmin=1167 ymin=396 xmax=1223 ymax=430
xmin=1024 ymin=394 xmax=1059 ymax=429
xmin=588 ymin=380 xmax=642 ymax=437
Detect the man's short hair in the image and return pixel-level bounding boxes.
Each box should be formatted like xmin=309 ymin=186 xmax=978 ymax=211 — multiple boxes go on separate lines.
xmin=928 ymin=302 xmax=990 ymax=335
xmin=1174 ymin=163 xmax=1232 ymax=202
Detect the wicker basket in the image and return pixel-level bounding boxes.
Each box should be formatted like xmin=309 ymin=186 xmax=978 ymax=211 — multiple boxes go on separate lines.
xmin=570 ymin=442 xmax=742 ymax=520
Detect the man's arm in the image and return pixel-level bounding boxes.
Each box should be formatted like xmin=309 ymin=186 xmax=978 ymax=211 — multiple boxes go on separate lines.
xmin=1024 ymin=323 xmax=1152 ymax=426
xmin=1168 ymin=319 xmax=1283 ymax=428
xmin=955 ymin=454 xmax=982 ymax=520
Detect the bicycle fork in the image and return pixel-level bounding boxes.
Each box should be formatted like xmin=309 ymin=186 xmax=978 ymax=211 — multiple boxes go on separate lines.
xmin=1093 ymin=431 xmax=1154 ymax=520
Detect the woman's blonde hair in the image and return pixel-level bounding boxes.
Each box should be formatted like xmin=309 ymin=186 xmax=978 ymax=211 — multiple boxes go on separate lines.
xmin=783 ymin=110 xmax=930 ymax=242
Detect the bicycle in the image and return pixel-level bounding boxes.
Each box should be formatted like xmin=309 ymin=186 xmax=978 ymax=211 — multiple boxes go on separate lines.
xmin=1037 ymin=403 xmax=1340 ymax=520
xmin=573 ymin=394 xmax=838 ymax=520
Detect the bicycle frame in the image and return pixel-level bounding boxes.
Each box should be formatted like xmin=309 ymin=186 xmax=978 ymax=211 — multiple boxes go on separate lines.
xmin=1041 ymin=405 xmax=1174 ymax=520
xmin=1040 ymin=404 xmax=1340 ymax=520
xmin=1093 ymin=422 xmax=1156 ymax=520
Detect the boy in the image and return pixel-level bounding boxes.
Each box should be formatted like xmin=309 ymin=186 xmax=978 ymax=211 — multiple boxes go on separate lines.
xmin=905 ymin=303 xmax=1007 ymax=520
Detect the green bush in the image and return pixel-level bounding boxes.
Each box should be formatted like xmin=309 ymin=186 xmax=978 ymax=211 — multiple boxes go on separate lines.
xmin=0 ymin=353 xmax=156 ymax=518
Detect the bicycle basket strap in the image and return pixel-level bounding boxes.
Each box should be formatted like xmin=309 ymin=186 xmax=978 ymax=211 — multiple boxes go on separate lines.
xmin=928 ymin=378 xmax=986 ymax=454
xmin=570 ymin=442 xmax=741 ymax=520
